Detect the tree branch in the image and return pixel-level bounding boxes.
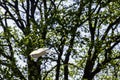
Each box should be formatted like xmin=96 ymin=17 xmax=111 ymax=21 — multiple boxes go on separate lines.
xmin=101 ymin=17 xmax=120 ymax=40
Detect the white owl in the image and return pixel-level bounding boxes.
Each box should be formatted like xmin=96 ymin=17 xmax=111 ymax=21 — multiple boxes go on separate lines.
xmin=30 ymin=48 xmax=49 ymax=58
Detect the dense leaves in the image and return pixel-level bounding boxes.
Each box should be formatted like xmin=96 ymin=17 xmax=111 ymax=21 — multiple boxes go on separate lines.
xmin=0 ymin=0 xmax=120 ymax=80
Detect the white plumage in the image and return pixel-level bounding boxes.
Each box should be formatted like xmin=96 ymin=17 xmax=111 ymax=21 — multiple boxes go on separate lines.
xmin=30 ymin=48 xmax=49 ymax=58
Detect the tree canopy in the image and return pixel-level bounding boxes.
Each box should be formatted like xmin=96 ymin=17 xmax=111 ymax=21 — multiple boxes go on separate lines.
xmin=0 ymin=0 xmax=120 ymax=80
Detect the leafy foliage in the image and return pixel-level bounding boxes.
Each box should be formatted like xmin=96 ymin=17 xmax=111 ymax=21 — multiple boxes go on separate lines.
xmin=0 ymin=0 xmax=120 ymax=80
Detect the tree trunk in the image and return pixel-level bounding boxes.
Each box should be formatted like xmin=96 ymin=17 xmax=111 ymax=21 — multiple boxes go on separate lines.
xmin=55 ymin=52 xmax=62 ymax=80
xmin=27 ymin=54 xmax=41 ymax=80
xmin=82 ymin=57 xmax=95 ymax=80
